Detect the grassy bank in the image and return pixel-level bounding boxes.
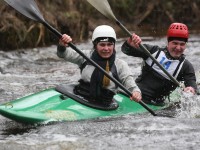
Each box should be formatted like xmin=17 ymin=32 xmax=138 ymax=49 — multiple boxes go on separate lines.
xmin=1 ymin=0 xmax=200 ymax=50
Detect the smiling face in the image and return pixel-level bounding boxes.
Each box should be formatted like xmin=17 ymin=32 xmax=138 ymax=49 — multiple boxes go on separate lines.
xmin=167 ymin=40 xmax=187 ymax=59
xmin=96 ymin=41 xmax=115 ymax=59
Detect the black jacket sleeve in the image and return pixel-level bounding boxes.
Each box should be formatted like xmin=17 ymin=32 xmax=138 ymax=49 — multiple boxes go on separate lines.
xmin=179 ymin=59 xmax=197 ymax=91
xmin=121 ymin=41 xmax=158 ymax=60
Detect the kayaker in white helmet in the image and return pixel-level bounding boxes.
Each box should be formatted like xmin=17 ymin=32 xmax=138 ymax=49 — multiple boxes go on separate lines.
xmin=57 ymin=25 xmax=142 ymax=106
xmin=121 ymin=23 xmax=197 ymax=106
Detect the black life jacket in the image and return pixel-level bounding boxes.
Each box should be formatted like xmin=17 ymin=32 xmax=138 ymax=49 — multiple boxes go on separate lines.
xmin=73 ymin=61 xmax=121 ymax=106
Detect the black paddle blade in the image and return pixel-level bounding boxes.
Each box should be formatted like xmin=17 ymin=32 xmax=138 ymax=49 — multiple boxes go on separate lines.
xmin=4 ymin=0 xmax=44 ymax=23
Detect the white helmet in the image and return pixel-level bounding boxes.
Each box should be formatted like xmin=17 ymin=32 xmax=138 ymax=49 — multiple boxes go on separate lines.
xmin=92 ymin=25 xmax=117 ymax=42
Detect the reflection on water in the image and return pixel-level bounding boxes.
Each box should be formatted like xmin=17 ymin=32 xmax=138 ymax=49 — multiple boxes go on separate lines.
xmin=0 ymin=35 xmax=200 ymax=149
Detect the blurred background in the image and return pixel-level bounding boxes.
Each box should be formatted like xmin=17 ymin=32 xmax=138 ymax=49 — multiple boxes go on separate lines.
xmin=1 ymin=0 xmax=200 ymax=50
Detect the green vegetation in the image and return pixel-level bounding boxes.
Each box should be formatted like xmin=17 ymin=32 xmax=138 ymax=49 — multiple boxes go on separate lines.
xmin=1 ymin=0 xmax=200 ymax=50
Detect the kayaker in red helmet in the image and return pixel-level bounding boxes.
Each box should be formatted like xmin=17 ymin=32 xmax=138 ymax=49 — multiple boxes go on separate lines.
xmin=121 ymin=23 xmax=197 ymax=106
xmin=57 ymin=25 xmax=142 ymax=107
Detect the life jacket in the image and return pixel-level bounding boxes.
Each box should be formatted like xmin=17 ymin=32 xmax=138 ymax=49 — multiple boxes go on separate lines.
xmin=136 ymin=48 xmax=185 ymax=104
xmin=145 ymin=49 xmax=185 ymax=80
xmin=73 ymin=61 xmax=121 ymax=106
xmin=79 ymin=60 xmax=120 ymax=86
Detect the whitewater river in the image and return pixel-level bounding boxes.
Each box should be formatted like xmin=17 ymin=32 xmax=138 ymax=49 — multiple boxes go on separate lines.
xmin=0 ymin=35 xmax=200 ymax=150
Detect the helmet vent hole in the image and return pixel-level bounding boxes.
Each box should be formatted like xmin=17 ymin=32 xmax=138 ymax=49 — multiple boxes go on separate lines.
xmin=167 ymin=23 xmax=189 ymax=39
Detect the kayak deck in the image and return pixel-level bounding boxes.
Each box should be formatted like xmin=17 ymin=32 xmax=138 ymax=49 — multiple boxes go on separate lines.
xmin=0 ymin=87 xmax=178 ymax=124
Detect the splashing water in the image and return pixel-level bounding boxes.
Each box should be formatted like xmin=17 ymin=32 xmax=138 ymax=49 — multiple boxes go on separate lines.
xmin=176 ymin=91 xmax=200 ymax=118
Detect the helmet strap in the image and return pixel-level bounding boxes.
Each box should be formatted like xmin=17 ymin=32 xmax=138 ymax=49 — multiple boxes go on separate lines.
xmin=93 ymin=37 xmax=115 ymax=45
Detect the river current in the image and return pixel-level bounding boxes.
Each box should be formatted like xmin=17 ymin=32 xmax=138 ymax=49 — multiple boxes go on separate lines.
xmin=0 ymin=35 xmax=200 ymax=150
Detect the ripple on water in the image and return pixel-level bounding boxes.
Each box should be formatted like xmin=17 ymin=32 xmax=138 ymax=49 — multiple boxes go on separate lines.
xmin=0 ymin=36 xmax=200 ymax=149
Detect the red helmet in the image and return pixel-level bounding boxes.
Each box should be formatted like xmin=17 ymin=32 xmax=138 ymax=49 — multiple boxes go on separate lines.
xmin=167 ymin=23 xmax=189 ymax=39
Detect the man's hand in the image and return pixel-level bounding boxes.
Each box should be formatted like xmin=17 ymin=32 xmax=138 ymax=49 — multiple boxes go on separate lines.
xmin=127 ymin=33 xmax=142 ymax=48
xmin=184 ymin=86 xmax=196 ymax=94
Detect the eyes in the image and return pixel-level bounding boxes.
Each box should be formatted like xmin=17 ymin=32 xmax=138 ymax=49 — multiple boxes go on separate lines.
xmin=98 ymin=42 xmax=114 ymax=47
xmin=171 ymin=41 xmax=186 ymax=47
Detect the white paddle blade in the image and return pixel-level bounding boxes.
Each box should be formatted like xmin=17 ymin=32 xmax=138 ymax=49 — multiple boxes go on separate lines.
xmin=87 ymin=0 xmax=117 ymax=21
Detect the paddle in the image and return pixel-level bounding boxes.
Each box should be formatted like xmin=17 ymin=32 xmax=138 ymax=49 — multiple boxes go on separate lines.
xmin=3 ymin=0 xmax=157 ymax=116
xmin=87 ymin=0 xmax=181 ymax=87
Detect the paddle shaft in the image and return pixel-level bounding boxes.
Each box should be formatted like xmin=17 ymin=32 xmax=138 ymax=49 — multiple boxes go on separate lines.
xmin=115 ymin=20 xmax=180 ymax=87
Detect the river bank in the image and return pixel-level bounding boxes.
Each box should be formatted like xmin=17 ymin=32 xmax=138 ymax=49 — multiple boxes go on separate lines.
xmin=1 ymin=0 xmax=200 ymax=50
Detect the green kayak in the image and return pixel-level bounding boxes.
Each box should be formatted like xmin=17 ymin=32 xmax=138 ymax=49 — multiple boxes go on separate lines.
xmin=0 ymin=84 xmax=178 ymax=124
